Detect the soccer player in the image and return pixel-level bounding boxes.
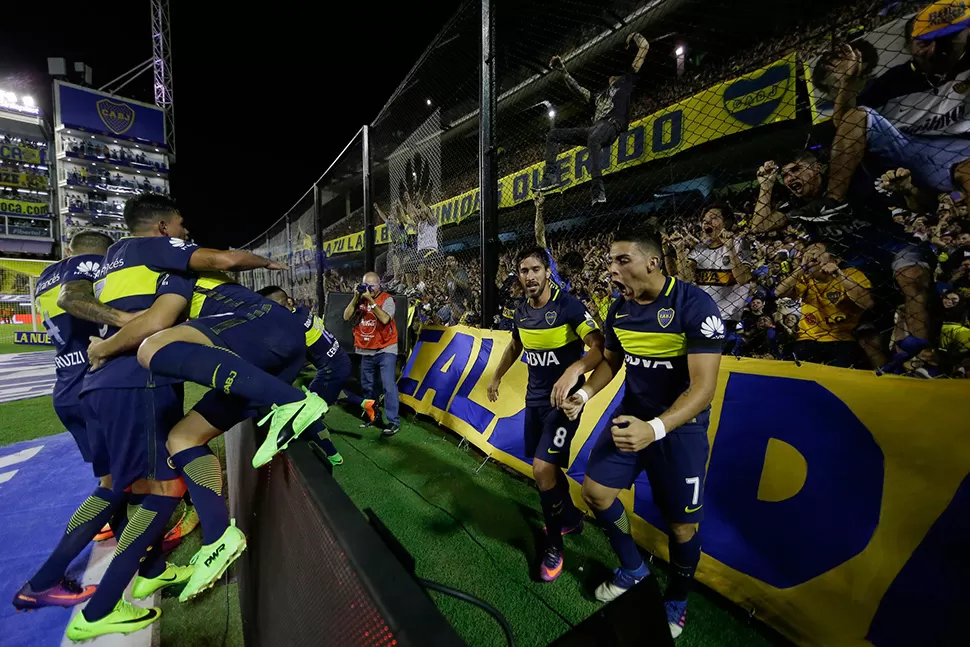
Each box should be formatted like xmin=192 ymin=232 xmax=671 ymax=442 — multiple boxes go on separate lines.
xmin=256 ymin=285 xmax=379 ymax=465
xmin=487 ymin=246 xmax=604 ymax=581
xmin=11 ymin=231 xmax=134 ymax=612
xmin=562 ymin=226 xmax=724 ymax=640
xmin=85 ymin=193 xmax=329 ymax=602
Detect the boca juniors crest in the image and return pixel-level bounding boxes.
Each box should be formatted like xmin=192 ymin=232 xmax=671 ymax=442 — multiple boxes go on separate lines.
xmin=96 ymin=99 xmax=135 ymax=135
xmin=658 ymin=308 xmax=675 ymax=328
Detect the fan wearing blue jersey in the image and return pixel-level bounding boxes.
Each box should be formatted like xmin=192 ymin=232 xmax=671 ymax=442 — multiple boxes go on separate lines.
xmin=488 ymin=246 xmax=604 ymax=582
xmin=562 ymin=226 xmax=723 ymax=640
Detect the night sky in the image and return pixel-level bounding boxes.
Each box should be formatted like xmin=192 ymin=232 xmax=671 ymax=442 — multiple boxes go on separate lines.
xmin=0 ymin=1 xmax=461 ymax=249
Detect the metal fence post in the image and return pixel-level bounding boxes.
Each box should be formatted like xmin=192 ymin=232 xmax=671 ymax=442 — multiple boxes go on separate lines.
xmin=480 ymin=0 xmax=498 ymax=328
xmin=313 ymin=181 xmax=325 ymax=316
xmin=362 ymin=124 xmax=375 ymax=273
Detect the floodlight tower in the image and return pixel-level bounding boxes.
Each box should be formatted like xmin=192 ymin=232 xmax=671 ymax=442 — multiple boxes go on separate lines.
xmin=151 ymin=0 xmax=176 ymax=155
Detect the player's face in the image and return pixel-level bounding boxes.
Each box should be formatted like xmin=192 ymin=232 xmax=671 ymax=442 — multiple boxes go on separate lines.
xmin=781 ymin=161 xmax=823 ymax=198
xmin=518 ymin=255 xmax=549 ymax=299
xmin=160 ymin=213 xmax=188 ymax=240
xmin=609 ymin=240 xmax=660 ymax=301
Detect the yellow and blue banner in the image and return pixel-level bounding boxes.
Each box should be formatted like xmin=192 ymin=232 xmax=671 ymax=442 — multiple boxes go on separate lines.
xmin=399 ymin=325 xmax=970 ymax=646
xmin=0 ymin=142 xmax=46 ymax=165
xmin=13 ymin=330 xmax=51 ymax=345
xmin=323 ymin=53 xmax=798 ymax=256
xmin=0 ymin=171 xmax=46 ymax=190
xmin=0 ymin=198 xmax=49 ymax=218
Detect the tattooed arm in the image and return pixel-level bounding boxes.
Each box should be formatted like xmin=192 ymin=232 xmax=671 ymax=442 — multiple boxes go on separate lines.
xmin=57 ymin=280 xmax=133 ymax=328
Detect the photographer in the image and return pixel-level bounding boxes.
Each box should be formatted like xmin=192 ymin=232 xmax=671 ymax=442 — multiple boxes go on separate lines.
xmin=343 ymin=272 xmax=400 ymax=436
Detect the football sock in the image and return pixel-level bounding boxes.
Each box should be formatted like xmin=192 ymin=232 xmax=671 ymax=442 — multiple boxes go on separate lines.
xmin=594 ymin=499 xmax=643 ymax=572
xmin=538 ymin=485 xmax=565 ymax=550
xmin=555 ymin=469 xmax=579 ymax=523
xmin=170 ymin=446 xmax=228 ymax=545
xmin=149 ymin=341 xmax=304 ymax=409
xmin=341 ymin=393 xmax=365 ymax=408
xmin=666 ymin=530 xmax=702 ymax=601
xmin=316 ymin=437 xmax=339 ymax=457
xmin=29 ymin=487 xmax=125 ymax=590
xmin=107 ymin=492 xmax=130 ymax=539
xmin=183 ymin=489 xmax=193 ymax=507
xmin=83 ymin=494 xmax=179 ymax=622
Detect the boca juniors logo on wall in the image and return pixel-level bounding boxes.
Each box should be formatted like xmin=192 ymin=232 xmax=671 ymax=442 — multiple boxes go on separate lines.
xmin=96 ymin=99 xmax=135 ymax=135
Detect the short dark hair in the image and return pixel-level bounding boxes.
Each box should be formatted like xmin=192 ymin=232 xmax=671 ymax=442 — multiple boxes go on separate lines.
xmin=69 ymin=230 xmax=113 ymax=254
xmin=613 ymin=224 xmax=663 ymax=257
xmin=789 ymin=149 xmax=823 ymax=167
xmin=124 ymin=192 xmax=180 ymax=233
xmin=515 ymin=246 xmax=548 ymax=270
xmin=256 ymin=285 xmax=287 ymax=300
xmin=811 ymin=41 xmax=879 ymax=94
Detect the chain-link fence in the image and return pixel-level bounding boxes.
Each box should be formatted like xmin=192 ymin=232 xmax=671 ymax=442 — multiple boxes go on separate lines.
xmin=235 ymin=0 xmax=970 ymax=378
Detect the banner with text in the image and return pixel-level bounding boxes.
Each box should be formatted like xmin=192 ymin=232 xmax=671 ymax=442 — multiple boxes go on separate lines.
xmin=0 ymin=198 xmax=49 ymax=217
xmin=0 ymin=142 xmax=46 ymax=165
xmin=323 ymin=53 xmax=798 ymax=256
xmin=54 ymin=81 xmax=166 ymax=146
xmin=399 ymin=326 xmax=969 ymax=647
xmin=0 ymin=171 xmax=46 ymax=190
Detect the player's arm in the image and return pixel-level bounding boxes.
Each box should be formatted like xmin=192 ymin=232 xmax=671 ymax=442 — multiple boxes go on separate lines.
xmin=58 ymin=280 xmax=133 ymax=328
xmin=657 ymin=353 xmax=720 ymax=432
xmin=86 ymin=293 xmax=188 ymax=370
xmin=626 ymin=33 xmax=650 ymax=73
xmin=551 ymin=329 xmax=605 ymax=408
xmin=748 ymin=161 xmax=788 ymax=233
xmin=487 ymin=334 xmax=523 ymax=402
xmin=188 ymin=248 xmax=287 ymax=273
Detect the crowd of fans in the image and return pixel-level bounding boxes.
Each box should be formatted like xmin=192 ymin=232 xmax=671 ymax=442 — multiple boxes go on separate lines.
xmin=61 ymin=136 xmax=167 ymax=171
xmin=65 ymin=168 xmax=167 ymax=195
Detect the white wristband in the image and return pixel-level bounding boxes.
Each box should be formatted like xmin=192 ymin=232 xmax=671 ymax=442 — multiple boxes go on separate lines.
xmin=575 ymin=388 xmax=590 ymax=404
xmin=647 ymin=418 xmax=667 ymax=441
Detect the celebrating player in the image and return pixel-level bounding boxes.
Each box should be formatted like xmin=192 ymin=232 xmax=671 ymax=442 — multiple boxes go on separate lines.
xmin=86 ymin=193 xmax=329 ymax=602
xmin=12 ymin=231 xmax=136 ymax=613
xmin=257 ymin=285 xmax=379 ymax=465
xmin=562 ymin=226 xmax=724 ymax=639
xmin=487 ymin=246 xmax=604 ymax=582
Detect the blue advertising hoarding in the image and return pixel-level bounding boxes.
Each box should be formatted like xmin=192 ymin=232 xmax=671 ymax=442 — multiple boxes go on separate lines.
xmin=54 ymin=81 xmax=166 ymax=147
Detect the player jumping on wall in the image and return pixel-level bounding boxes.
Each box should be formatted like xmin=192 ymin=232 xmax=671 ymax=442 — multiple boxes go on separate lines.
xmin=562 ymin=225 xmax=724 ymax=640
xmin=541 ymin=32 xmax=650 ymax=205
xmin=487 ymin=246 xmax=604 ymax=582
xmin=257 ymin=285 xmax=379 ymax=466
xmin=86 ymin=193 xmax=329 ymax=602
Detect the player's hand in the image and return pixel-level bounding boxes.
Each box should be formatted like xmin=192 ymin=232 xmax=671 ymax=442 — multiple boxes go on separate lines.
xmin=561 ymin=390 xmax=587 ymax=421
xmin=87 ymin=336 xmax=108 ymax=372
xmin=611 ymin=415 xmax=657 ymax=453
xmin=487 ymin=379 xmax=500 ymax=402
xmin=549 ymin=55 xmax=565 ymax=71
xmin=266 ymin=260 xmax=288 ymax=271
xmin=757 ymin=161 xmax=779 ymax=189
xmin=550 ymin=367 xmax=582 ymax=409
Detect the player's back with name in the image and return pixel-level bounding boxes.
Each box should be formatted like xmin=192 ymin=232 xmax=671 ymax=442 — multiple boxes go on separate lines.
xmin=35 ymin=254 xmax=103 ymax=402
xmin=606 ymin=277 xmax=723 ymax=425
xmin=294 ymin=305 xmax=343 ymax=365
xmin=513 ymin=286 xmax=597 ymax=406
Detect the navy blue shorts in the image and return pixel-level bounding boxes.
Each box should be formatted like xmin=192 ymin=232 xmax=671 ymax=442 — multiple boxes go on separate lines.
xmin=81 ymin=385 xmax=184 ymax=492
xmin=524 ymin=404 xmax=580 ymax=468
xmin=585 ymin=408 xmax=710 ymax=524
xmin=54 ymin=403 xmax=109 ymax=478
xmin=308 ymin=352 xmax=351 ymax=405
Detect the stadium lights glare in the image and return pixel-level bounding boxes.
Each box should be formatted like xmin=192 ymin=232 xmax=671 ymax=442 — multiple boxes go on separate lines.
xmin=426 ymin=98 xmax=432 ymax=106
xmin=22 ymin=96 xmax=34 ymax=107
xmin=548 ymin=108 xmax=556 ymax=118
xmin=675 ymin=45 xmax=685 ymax=56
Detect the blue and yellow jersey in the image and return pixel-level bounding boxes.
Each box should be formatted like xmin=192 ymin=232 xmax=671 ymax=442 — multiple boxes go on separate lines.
xmin=604 ymin=276 xmax=723 ymax=423
xmin=34 ymin=254 xmax=103 ymax=403
xmin=294 ymin=305 xmax=344 ymax=367
xmin=82 ymin=237 xmax=194 ymax=392
xmin=512 ymin=285 xmax=598 ymax=406
xmin=186 ymin=272 xmax=269 ymax=319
